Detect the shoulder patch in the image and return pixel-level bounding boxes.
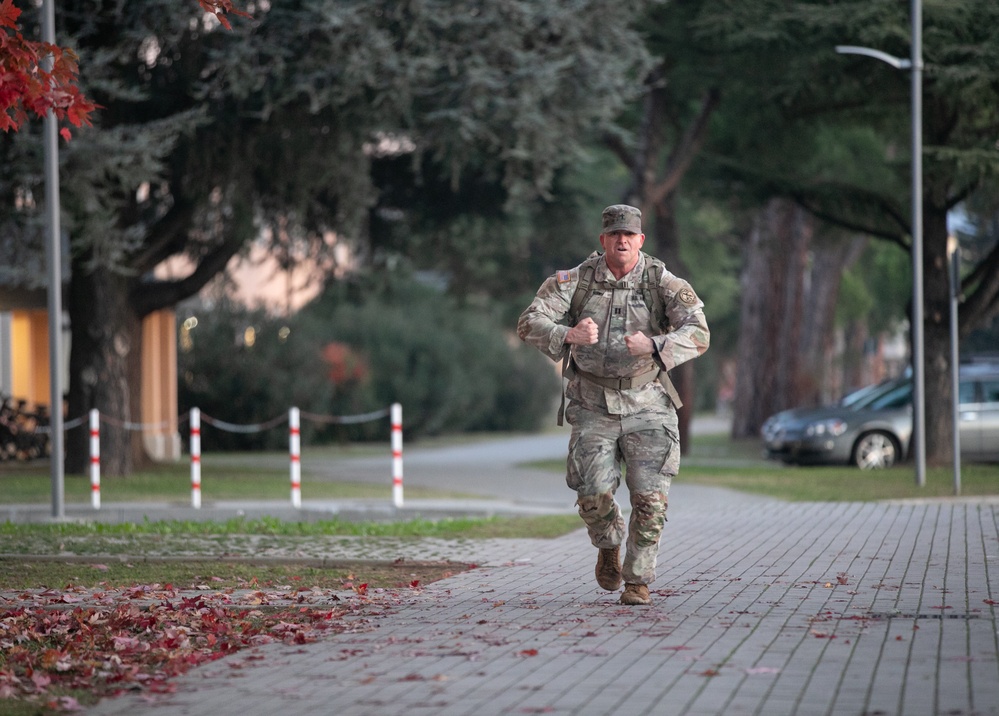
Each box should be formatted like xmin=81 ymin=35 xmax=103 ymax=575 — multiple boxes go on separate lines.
xmin=556 ymin=270 xmax=572 ymax=284
xmin=678 ymin=287 xmax=698 ymax=306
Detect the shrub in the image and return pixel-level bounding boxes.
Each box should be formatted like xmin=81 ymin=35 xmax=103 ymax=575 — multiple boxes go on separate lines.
xmin=177 ymin=300 xmax=333 ymax=451
xmin=178 ymin=275 xmax=560 ymax=449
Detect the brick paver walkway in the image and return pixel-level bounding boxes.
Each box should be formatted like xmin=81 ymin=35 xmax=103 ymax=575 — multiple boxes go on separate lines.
xmin=84 ymin=486 xmax=999 ymax=716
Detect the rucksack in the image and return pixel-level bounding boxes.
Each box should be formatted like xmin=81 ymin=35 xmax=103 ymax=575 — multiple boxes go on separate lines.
xmin=557 ymin=251 xmax=682 ymax=426
xmin=568 ymin=251 xmax=669 ymax=334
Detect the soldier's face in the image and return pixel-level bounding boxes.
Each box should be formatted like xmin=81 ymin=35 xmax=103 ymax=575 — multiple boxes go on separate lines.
xmin=600 ymin=230 xmax=645 ymax=273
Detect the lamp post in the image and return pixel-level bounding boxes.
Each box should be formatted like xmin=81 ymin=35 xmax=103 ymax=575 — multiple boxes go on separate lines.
xmin=836 ymin=0 xmax=925 ymax=487
xmin=42 ymin=0 xmax=65 ymax=518
xmin=948 ymin=236 xmax=961 ymax=495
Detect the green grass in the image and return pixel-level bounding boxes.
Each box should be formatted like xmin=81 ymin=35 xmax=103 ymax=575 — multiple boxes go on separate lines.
xmin=684 ymin=434 xmax=999 ymax=501
xmin=0 ymin=514 xmax=585 ymax=558
xmin=529 ymin=434 xmax=999 ymax=502
xmin=679 ymin=462 xmax=999 ymax=501
xmin=0 ymin=458 xmax=479 ymax=504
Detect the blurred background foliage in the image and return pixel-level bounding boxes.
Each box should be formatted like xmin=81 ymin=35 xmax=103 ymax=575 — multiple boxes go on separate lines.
xmin=179 ymin=272 xmax=560 ymax=449
xmin=3 ymin=0 xmax=999 ymax=467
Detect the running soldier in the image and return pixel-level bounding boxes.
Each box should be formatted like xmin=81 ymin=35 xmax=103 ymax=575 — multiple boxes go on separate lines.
xmin=517 ymin=204 xmax=709 ymax=605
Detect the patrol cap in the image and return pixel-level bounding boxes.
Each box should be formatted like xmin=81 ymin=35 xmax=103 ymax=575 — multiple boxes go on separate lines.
xmin=601 ymin=204 xmax=642 ymax=234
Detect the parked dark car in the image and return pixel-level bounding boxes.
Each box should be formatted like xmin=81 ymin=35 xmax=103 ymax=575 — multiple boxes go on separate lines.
xmin=761 ymin=363 xmax=999 ymax=469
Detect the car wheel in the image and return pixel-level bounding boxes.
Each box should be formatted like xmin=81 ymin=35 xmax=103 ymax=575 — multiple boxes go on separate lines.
xmin=851 ymin=431 xmax=899 ymax=469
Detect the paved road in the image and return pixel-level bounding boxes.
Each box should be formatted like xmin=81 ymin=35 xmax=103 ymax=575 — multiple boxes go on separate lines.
xmin=300 ymin=414 xmax=735 ymax=506
xmin=306 ymin=429 xmax=575 ymax=506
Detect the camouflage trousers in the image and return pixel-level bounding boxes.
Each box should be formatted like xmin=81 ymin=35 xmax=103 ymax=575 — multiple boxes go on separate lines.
xmin=565 ymin=402 xmax=680 ymax=586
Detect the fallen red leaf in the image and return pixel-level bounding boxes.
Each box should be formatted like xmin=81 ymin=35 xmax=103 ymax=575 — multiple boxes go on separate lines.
xmin=0 ymin=592 xmax=365 ymax=707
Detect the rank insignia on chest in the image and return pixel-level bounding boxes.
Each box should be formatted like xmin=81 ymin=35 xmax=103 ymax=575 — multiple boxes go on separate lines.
xmin=557 ymin=270 xmax=572 ymax=284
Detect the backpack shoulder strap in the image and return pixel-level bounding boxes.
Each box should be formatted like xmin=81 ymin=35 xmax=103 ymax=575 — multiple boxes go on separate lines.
xmin=640 ymin=253 xmax=669 ymax=334
xmin=558 ymin=252 xmax=602 ymax=426
xmin=567 ymin=252 xmax=602 ymax=326
xmin=639 ymin=254 xmax=684 ymax=408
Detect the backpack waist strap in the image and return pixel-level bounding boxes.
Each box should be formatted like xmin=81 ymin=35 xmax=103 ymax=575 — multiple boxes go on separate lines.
xmin=573 ymin=365 xmax=661 ymax=390
xmin=556 ymin=358 xmax=684 ymax=426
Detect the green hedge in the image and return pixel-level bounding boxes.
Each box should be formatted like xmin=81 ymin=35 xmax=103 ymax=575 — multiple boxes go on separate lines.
xmin=178 ymin=276 xmax=559 ymax=450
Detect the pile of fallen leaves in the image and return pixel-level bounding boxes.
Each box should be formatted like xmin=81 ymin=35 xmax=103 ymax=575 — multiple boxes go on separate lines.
xmin=0 ymin=586 xmax=377 ymax=713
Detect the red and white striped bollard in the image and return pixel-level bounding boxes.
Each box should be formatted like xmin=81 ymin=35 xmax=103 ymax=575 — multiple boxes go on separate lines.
xmin=190 ymin=407 xmax=201 ymax=508
xmin=89 ymin=409 xmax=100 ymax=509
xmin=391 ymin=402 xmax=403 ymax=508
xmin=289 ymin=407 xmax=301 ymax=508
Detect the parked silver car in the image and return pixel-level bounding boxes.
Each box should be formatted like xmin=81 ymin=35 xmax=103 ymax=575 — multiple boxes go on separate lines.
xmin=761 ymin=363 xmax=999 ymax=469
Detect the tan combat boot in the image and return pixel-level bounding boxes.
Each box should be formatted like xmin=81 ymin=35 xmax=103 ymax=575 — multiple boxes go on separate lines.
xmin=595 ymin=547 xmax=622 ymax=591
xmin=620 ymin=583 xmax=651 ymax=605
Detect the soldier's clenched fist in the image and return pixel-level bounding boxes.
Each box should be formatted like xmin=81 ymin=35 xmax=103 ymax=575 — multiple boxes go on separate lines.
xmin=625 ymin=331 xmax=654 ymax=356
xmin=565 ymin=317 xmax=599 ymax=345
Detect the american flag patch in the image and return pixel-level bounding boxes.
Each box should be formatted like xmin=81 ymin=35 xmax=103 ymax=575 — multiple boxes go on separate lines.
xmin=556 ymin=270 xmax=572 ymax=284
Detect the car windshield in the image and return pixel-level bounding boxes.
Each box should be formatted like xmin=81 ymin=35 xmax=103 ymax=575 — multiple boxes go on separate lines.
xmin=848 ymin=375 xmax=986 ymax=412
xmin=863 ymin=382 xmax=913 ymax=410
xmin=848 ymin=380 xmax=910 ymax=410
xmin=840 ymin=380 xmax=892 ymax=406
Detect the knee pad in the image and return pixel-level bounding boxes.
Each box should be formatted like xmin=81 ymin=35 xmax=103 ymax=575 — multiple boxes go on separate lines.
xmin=577 ymin=491 xmax=616 ymax=517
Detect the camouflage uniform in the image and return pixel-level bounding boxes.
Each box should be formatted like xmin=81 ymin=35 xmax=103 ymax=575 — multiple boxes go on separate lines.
xmin=517 ymin=214 xmax=709 ymax=586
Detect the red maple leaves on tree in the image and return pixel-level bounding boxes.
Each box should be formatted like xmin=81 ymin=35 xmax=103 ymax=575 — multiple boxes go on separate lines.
xmin=1 ymin=0 xmax=246 ymax=139
xmin=197 ymin=0 xmax=250 ymax=30
xmin=0 ymin=0 xmax=94 ymax=139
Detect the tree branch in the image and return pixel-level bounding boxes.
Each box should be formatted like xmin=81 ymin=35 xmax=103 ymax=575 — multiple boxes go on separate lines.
xmin=131 ymin=232 xmax=243 ymax=318
xmin=702 ymin=151 xmax=911 ymax=246
xmin=649 ymin=87 xmax=721 ymax=206
xmin=790 ymin=191 xmax=910 ymax=250
xmin=129 ymin=199 xmax=197 ymax=275
xmin=960 ymin=239 xmax=999 ymax=337
xmin=602 ymin=130 xmax=634 ymax=169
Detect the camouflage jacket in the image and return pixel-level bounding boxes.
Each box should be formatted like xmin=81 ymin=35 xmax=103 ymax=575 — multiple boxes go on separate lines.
xmin=517 ymin=252 xmax=709 ymax=417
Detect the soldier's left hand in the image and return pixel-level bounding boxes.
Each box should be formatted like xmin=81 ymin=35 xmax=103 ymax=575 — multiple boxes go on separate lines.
xmin=624 ymin=331 xmax=654 ymax=356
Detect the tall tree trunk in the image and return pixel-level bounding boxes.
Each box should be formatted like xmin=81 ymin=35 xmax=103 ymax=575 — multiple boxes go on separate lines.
xmin=731 ymin=198 xmax=810 ymax=438
xmin=800 ymin=235 xmax=867 ymax=405
xmin=840 ymin=319 xmax=871 ymax=397
xmin=65 ymin=261 xmax=142 ymax=477
xmin=652 ymin=197 xmax=695 ymax=453
xmin=921 ymin=203 xmax=953 ymax=466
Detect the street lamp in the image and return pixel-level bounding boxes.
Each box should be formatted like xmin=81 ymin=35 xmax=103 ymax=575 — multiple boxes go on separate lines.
xmin=42 ymin=0 xmax=65 ymax=518
xmin=947 ymin=236 xmax=961 ymax=496
xmin=836 ymin=0 xmax=925 ymax=487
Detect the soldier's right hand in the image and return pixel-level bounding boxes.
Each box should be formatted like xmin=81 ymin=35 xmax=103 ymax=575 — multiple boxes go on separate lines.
xmin=565 ymin=317 xmax=599 ymax=345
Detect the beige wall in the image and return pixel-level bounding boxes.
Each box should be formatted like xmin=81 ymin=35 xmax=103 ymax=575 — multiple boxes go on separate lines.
xmin=9 ymin=310 xmax=50 ymax=410
xmin=6 ymin=308 xmax=180 ymax=461
xmin=141 ymin=310 xmax=181 ymax=461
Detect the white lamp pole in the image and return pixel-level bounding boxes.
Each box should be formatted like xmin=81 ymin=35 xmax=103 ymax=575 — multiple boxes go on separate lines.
xmin=947 ymin=237 xmax=961 ymax=496
xmin=42 ymin=0 xmax=65 ymax=518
